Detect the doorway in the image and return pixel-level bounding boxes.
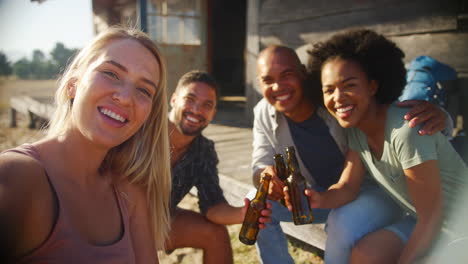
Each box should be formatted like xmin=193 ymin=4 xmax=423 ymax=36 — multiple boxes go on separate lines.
xmin=210 ymin=0 xmax=247 ymax=97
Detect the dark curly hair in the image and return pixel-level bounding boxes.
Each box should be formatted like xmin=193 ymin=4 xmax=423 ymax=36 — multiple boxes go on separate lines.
xmin=306 ymin=29 xmax=406 ymax=105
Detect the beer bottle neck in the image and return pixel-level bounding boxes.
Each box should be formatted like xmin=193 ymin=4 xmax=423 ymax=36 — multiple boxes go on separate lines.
xmin=255 ymin=174 xmax=271 ymax=200
xmin=286 ymin=152 xmax=300 ymax=176
xmin=274 ymin=155 xmax=287 ymax=181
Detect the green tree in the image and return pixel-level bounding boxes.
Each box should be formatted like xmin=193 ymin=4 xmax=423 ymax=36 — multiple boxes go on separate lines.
xmin=43 ymin=61 xmax=59 ymax=79
xmin=50 ymin=42 xmax=78 ymax=73
xmin=13 ymin=58 xmax=32 ymax=79
xmin=0 ymin=51 xmax=13 ymax=76
xmin=31 ymin=49 xmax=47 ymax=79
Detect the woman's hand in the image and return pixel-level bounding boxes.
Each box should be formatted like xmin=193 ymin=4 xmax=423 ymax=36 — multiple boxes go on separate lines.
xmin=283 ymin=186 xmax=323 ymax=211
xmin=304 ymin=188 xmax=323 ymax=208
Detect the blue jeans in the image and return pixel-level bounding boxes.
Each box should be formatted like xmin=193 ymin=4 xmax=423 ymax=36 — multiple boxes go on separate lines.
xmin=255 ymin=198 xmax=330 ymax=264
xmin=324 ymin=185 xmax=404 ymax=263
xmin=255 ymin=185 xmax=403 ymax=264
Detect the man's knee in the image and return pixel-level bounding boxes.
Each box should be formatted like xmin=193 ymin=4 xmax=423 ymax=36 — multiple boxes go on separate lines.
xmin=167 ymin=209 xmax=230 ymax=250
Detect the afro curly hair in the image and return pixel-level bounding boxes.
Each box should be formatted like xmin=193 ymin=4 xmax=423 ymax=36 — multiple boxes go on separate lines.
xmin=306 ymin=29 xmax=406 ymax=105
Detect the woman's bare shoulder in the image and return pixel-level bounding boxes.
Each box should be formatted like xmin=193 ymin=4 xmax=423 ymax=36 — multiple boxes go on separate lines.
xmin=0 ymin=150 xmax=49 ymax=195
xmin=0 ymin=150 xmax=55 ymax=258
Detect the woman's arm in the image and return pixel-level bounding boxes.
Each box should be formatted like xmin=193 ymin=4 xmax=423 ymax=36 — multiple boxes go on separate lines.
xmin=398 ymin=160 xmax=443 ymax=264
xmin=125 ymin=183 xmax=159 ymax=264
xmin=285 ymin=149 xmax=365 ymax=209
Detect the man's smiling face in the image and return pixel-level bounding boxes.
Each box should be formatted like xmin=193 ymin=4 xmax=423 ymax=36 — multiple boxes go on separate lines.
xmin=169 ymin=81 xmax=217 ymax=136
xmin=257 ymin=48 xmax=307 ymax=118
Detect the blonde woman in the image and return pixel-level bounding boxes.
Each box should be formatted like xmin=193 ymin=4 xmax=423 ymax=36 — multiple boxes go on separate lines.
xmin=0 ymin=27 xmax=171 ymax=263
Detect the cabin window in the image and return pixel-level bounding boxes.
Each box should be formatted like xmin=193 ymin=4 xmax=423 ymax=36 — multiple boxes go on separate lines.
xmin=147 ymin=0 xmax=201 ymax=45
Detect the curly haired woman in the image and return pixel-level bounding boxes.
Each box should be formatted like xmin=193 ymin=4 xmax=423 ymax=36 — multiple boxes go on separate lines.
xmin=299 ymin=29 xmax=468 ymax=263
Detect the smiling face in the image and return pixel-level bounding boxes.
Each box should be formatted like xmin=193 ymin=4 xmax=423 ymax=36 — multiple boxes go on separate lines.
xmin=169 ymin=81 xmax=217 ymax=136
xmin=69 ymin=38 xmax=160 ymax=148
xmin=257 ymin=48 xmax=310 ymax=120
xmin=321 ymin=58 xmax=378 ymax=128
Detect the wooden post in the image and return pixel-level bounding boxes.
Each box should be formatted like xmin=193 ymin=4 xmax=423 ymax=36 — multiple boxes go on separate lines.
xmin=10 ymin=108 xmax=17 ymax=128
xmin=28 ymin=111 xmax=36 ymax=129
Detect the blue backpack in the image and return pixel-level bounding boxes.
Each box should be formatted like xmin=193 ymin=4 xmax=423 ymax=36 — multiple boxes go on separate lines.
xmin=399 ymin=56 xmax=457 ymax=108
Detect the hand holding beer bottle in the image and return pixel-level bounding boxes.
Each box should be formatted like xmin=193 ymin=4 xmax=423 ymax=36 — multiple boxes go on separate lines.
xmin=239 ymin=173 xmax=272 ymax=245
xmin=284 ymin=146 xmax=314 ymax=225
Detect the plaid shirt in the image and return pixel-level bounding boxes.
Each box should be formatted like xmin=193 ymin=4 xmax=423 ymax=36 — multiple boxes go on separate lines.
xmin=170 ymin=134 xmax=227 ymax=215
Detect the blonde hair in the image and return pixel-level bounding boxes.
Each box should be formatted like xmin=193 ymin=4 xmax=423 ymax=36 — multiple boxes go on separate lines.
xmin=48 ymin=26 xmax=171 ymax=251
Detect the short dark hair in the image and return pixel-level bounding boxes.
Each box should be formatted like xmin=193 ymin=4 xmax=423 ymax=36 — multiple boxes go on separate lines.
xmin=307 ymin=29 xmax=406 ymax=104
xmin=175 ymin=70 xmax=219 ymax=99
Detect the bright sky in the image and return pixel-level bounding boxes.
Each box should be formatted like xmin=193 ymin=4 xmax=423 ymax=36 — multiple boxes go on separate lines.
xmin=0 ymin=0 xmax=94 ymax=62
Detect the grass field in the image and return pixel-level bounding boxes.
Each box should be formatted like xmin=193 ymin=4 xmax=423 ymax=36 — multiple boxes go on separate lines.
xmin=0 ymin=78 xmax=57 ymax=109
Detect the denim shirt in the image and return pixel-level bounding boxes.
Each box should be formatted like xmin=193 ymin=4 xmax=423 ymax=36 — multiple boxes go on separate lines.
xmin=251 ymin=98 xmax=348 ymax=187
xmin=171 ymin=135 xmax=227 ymax=215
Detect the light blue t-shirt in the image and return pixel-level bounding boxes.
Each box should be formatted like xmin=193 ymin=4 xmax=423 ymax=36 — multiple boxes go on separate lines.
xmin=348 ymin=104 xmax=468 ymax=230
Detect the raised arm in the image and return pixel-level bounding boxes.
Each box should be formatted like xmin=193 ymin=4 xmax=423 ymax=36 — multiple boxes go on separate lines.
xmin=251 ymin=113 xmax=276 ymax=187
xmin=398 ymin=160 xmax=443 ymax=264
xmin=251 ymin=108 xmax=286 ymax=201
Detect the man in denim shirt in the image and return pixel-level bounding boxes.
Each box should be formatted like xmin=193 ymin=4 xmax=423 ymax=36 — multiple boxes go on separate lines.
xmin=252 ymin=46 xmax=450 ymax=263
xmin=165 ymin=70 xmax=270 ymax=264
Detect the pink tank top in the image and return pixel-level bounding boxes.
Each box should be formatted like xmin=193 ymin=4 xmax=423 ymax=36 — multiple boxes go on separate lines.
xmin=4 ymin=144 xmax=136 ymax=264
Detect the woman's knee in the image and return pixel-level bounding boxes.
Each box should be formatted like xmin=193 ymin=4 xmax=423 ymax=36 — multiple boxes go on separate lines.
xmin=350 ymin=230 xmax=403 ymax=264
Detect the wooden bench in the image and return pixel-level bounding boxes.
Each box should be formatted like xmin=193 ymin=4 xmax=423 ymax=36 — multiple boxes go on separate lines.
xmin=10 ymin=96 xmax=54 ymax=129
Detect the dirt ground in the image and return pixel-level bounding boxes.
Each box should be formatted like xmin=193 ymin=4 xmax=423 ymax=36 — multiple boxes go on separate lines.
xmin=0 ymin=78 xmax=324 ymax=264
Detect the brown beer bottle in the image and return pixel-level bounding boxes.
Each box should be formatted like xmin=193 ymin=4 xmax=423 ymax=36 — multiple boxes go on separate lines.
xmin=273 ymin=154 xmax=288 ymax=207
xmin=285 ymin=146 xmax=313 ymax=225
xmin=239 ymin=173 xmax=272 ymax=245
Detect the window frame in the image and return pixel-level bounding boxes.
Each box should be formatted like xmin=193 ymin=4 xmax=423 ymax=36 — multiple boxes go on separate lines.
xmin=147 ymin=0 xmax=202 ymax=45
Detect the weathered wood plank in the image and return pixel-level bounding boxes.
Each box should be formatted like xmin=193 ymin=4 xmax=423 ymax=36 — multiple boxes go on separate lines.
xmin=10 ymin=96 xmax=54 ymax=128
xmin=391 ymin=33 xmax=468 ymax=75
xmin=260 ymin=14 xmax=457 ymax=48
xmin=259 ymin=0 xmax=457 ymax=25
xmin=10 ymin=96 xmax=54 ymax=120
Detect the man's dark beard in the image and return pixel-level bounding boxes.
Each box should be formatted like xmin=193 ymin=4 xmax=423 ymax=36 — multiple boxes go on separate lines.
xmin=176 ymin=112 xmax=207 ymax=136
